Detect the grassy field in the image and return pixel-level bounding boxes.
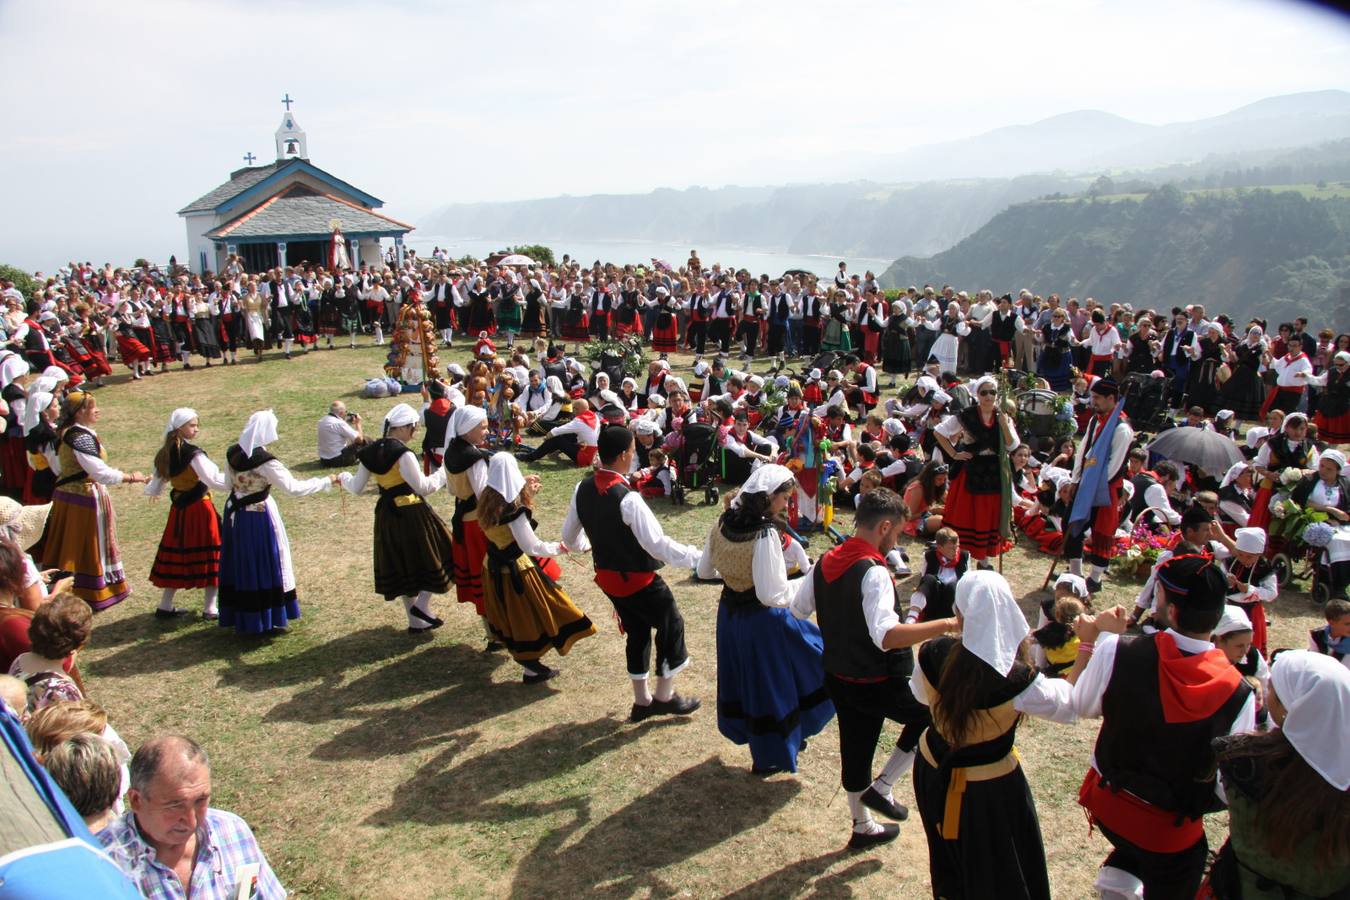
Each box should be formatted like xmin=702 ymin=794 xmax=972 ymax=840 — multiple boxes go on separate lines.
xmin=77 ymin=342 xmax=1326 ymax=898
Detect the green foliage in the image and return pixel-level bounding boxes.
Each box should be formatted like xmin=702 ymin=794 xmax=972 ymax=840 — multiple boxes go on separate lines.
xmin=503 ymin=244 xmax=556 ymax=266
xmin=880 ymin=187 xmax=1350 ymax=331
xmin=582 ymin=334 xmax=646 ymax=380
xmin=0 ymin=265 xmax=38 ymax=300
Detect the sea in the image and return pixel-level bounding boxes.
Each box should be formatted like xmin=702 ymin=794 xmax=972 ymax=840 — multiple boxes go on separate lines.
xmin=404 ymin=235 xmax=893 ymax=279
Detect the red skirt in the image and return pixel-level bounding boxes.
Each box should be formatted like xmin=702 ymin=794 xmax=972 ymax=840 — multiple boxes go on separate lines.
xmin=1230 ymin=598 xmax=1268 ymax=657
xmin=653 ymin=319 xmax=679 ymax=354
xmin=942 ymin=469 xmax=1012 ymax=560
xmin=0 ymin=436 xmax=30 ymax=500
xmin=115 ymin=333 xmax=152 ymax=365
xmin=451 ymin=516 xmax=488 ymax=615
xmin=562 ymin=317 xmax=589 ymax=341
xmin=149 ymin=496 xmax=222 ymax=588
xmin=1315 ymin=409 xmax=1350 ymax=444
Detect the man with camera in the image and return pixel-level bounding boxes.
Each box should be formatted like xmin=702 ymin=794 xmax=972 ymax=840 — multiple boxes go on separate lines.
xmin=318 ymin=400 xmax=367 ymax=467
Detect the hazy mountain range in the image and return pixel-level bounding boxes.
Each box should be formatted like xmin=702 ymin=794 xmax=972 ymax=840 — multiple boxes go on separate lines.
xmin=424 ymin=90 xmax=1350 ymax=260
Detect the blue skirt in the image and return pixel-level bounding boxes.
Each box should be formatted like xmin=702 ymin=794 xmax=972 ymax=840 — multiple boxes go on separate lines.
xmin=1037 ymin=355 xmax=1072 ymax=392
xmin=218 ymin=506 xmax=300 ymax=634
xmin=716 ymin=600 xmax=835 ymax=772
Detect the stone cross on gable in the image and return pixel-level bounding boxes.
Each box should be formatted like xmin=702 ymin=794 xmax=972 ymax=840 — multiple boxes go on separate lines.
xmin=282 ymin=93 xmax=294 ymax=111
xmin=243 ymin=152 xmax=257 ymax=166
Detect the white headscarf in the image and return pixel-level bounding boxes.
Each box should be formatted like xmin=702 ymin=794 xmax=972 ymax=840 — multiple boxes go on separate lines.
xmin=165 ymin=407 xmax=197 ymax=436
xmin=238 ymin=410 xmax=279 ymax=457
xmin=383 ymin=403 xmax=419 ymax=431
xmin=452 ymin=405 xmax=487 ymax=437
xmin=1321 ymin=448 xmax=1347 ymax=472
xmin=954 ymin=571 xmax=1029 ymax=677
xmin=1040 ymin=466 xmax=1072 ymax=490
xmin=545 ymin=375 xmax=565 ymax=396
xmin=1220 ymin=461 xmax=1250 ymax=489
xmin=1269 ymin=650 xmax=1350 ymax=791
xmin=21 ymin=390 xmax=53 ymax=436
xmin=734 ymin=464 xmax=795 ymax=509
xmin=486 ymin=451 xmax=525 ymax=503
xmin=1212 ymin=604 xmax=1252 ymax=638
xmin=1054 ymin=573 xmax=1088 ymax=599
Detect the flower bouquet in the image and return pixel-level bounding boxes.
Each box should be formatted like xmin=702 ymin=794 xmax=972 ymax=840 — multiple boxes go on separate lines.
xmin=1108 ymin=520 xmax=1179 ymax=581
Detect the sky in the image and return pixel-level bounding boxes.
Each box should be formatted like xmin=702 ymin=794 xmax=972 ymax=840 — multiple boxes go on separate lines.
xmin=2 ymin=0 xmax=1349 ymax=271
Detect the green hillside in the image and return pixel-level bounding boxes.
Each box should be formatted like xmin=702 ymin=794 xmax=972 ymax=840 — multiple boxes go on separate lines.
xmin=879 ymin=186 xmax=1350 ymax=330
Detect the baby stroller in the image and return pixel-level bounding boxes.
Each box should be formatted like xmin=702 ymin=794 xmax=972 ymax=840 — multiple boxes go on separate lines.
xmin=1016 ymin=389 xmax=1073 ymax=445
xmin=671 ymin=421 xmax=721 ymax=506
xmin=1267 ymin=524 xmax=1334 ymax=604
xmin=1122 ymin=372 xmax=1169 ymax=433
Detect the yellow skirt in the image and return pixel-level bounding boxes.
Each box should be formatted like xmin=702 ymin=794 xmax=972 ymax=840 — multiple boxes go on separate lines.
xmin=43 ymin=484 xmax=130 ymax=611
xmin=482 ymin=550 xmax=595 ymax=662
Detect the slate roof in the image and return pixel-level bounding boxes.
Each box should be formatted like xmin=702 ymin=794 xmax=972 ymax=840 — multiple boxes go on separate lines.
xmin=178 ymin=162 xmax=285 ymax=214
xmin=205 ymin=185 xmax=413 ymax=240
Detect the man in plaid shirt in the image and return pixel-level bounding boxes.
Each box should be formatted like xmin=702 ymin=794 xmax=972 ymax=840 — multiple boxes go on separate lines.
xmin=98 ymin=735 xmax=285 ymax=899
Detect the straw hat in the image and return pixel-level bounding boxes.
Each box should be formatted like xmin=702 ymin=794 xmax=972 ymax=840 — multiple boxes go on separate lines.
xmin=0 ymin=498 xmax=51 ymax=551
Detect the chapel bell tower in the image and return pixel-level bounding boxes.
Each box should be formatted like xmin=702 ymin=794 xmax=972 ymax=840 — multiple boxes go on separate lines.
xmin=275 ymin=93 xmax=308 ymax=161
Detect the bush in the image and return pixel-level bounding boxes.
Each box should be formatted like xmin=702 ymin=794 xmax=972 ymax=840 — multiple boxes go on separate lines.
xmin=503 ymin=244 xmax=555 ymax=267
xmin=0 ymin=264 xmax=38 ymax=300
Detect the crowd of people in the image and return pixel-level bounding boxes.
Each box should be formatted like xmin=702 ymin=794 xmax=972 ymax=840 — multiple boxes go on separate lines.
xmin=2 ymin=249 xmax=1349 ymax=899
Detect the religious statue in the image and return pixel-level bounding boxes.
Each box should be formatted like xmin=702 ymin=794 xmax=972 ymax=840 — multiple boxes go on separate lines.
xmin=330 ymin=222 xmax=351 ymax=271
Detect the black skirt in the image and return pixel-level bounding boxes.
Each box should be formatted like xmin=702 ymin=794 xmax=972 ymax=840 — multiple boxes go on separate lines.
xmin=373 ymin=497 xmax=455 ymax=600
xmin=914 ymin=750 xmax=1051 ymax=900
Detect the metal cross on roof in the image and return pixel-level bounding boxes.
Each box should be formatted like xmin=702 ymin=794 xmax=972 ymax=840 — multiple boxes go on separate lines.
xmin=243 ymin=152 xmax=257 ymax=165
xmin=282 ymin=93 xmax=294 ymax=111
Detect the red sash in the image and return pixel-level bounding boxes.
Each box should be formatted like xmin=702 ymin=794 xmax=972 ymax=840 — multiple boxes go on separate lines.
xmin=1079 ymin=768 xmax=1205 ymax=854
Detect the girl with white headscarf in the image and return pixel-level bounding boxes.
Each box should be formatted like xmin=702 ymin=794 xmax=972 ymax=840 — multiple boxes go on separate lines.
xmin=1290 ymin=449 xmax=1350 ymax=602
xmin=441 ymin=405 xmax=496 ymax=640
xmin=694 ymin=464 xmax=832 ymax=775
xmin=1216 ymin=325 xmax=1268 ymax=421
xmin=1210 ymin=651 xmax=1350 ymax=898
xmin=143 ymin=408 xmax=229 ymax=620
xmin=21 ymin=390 xmax=59 ymax=504
xmin=217 ymin=410 xmax=337 ymax=635
xmin=1217 ymin=461 xmax=1255 ymax=528
xmin=340 ymin=404 xmax=456 ymax=633
xmin=908 ymin=570 xmax=1077 ymax=900
xmin=475 ymin=452 xmax=595 ymax=683
xmin=42 ymin=391 xmax=148 ymax=611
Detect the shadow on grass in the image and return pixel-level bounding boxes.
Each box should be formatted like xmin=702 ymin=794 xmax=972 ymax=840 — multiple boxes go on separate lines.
xmin=507 ymin=755 xmax=801 ymax=899
xmin=365 ymin=715 xmax=683 ymax=827
xmin=723 ymin=850 xmax=883 ymax=899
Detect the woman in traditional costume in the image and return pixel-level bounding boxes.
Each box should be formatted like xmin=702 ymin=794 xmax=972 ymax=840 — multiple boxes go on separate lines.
xmin=144 ymin=408 xmax=228 ymax=620
xmin=1037 ymin=308 xmax=1075 ymax=391
xmin=1249 ymin=411 xmax=1318 ymax=531
xmin=443 ymin=405 xmax=496 ymax=646
xmin=42 ymin=391 xmax=147 ymax=611
xmin=1309 ymin=350 xmax=1350 ymax=445
xmin=218 ymin=410 xmax=337 ymax=635
xmin=933 ymin=377 xmax=1019 ymax=560
xmin=1207 ymin=651 xmax=1350 ymax=899
xmin=477 ymin=452 xmax=596 ymax=683
xmin=1217 ymin=326 xmax=1268 ymax=422
xmin=695 ymin=465 xmax=834 ymax=774
xmin=911 ymin=571 xmax=1073 ymax=900
xmin=341 ymin=404 xmax=456 ymax=633
xmin=22 ymin=390 xmax=60 ymax=508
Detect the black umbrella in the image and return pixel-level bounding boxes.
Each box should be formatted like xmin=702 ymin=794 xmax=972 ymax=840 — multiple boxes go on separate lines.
xmin=1147 ymin=427 xmax=1244 ymax=475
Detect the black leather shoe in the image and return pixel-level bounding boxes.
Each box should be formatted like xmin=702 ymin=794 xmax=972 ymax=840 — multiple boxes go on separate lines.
xmin=861 ymin=786 xmax=909 ymax=821
xmin=484 ymin=640 xmax=504 ymax=652
xmin=153 ymin=608 xmax=190 ymax=619
xmin=847 ymin=823 xmax=900 ymax=851
xmin=1086 ymin=577 xmax=1103 ymax=594
xmin=629 ymin=701 xmax=660 ymax=723
xmin=523 ymin=666 xmax=560 ymax=685
xmin=652 ymin=693 xmax=701 ymax=716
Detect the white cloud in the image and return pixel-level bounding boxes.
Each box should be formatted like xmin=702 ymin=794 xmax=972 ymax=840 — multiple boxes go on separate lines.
xmin=1 ymin=0 xmax=1348 ymax=270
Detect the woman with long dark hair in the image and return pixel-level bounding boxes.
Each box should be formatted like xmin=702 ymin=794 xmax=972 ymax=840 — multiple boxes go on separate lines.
xmin=1205 ymin=651 xmax=1350 ymax=899
xmin=911 ymin=570 xmax=1074 ymax=900
xmin=144 ymin=409 xmax=228 ymax=620
xmin=902 ymin=460 xmax=947 ymax=538
xmin=695 ymin=464 xmax=834 ymax=775
xmin=933 ymin=377 xmax=1019 ymax=560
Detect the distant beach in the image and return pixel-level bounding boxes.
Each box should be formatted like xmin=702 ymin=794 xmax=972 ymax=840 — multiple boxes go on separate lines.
xmin=405 ymin=235 xmax=892 ymax=278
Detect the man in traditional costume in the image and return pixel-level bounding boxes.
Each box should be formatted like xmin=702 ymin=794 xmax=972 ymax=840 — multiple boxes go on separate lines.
xmin=562 ymin=426 xmax=702 ymax=721
xmin=1064 ymin=378 xmax=1133 ymax=594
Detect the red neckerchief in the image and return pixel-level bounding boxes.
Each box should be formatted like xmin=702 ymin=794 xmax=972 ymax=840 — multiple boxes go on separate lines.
xmin=819 ymin=536 xmax=885 ymax=582
xmin=935 ymin=548 xmax=959 ymax=570
xmin=573 ymin=409 xmax=598 ymax=429
xmin=1284 ymin=351 xmax=1305 ymax=362
xmin=593 ymin=468 xmax=627 ymax=491
xmin=428 ymin=398 xmax=451 ymax=416
xmin=1155 ymin=631 xmax=1243 ymax=723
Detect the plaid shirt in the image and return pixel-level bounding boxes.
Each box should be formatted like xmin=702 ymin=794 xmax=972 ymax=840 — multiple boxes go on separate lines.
xmin=98 ymin=808 xmax=286 ymax=900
